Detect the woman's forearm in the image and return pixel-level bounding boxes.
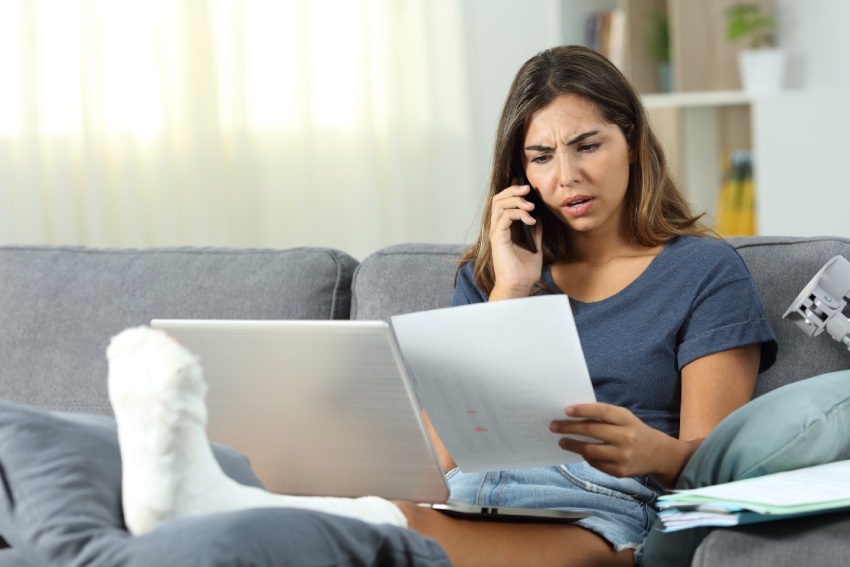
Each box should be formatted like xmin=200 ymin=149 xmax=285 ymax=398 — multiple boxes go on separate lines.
xmin=648 ymin=436 xmax=704 ymax=490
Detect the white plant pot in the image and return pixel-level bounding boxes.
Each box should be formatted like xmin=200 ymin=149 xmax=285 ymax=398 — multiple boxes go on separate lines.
xmin=738 ymin=48 xmax=786 ymax=94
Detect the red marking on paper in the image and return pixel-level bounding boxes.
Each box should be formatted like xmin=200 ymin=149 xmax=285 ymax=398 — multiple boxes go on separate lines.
xmin=474 ymin=426 xmax=488 ymax=432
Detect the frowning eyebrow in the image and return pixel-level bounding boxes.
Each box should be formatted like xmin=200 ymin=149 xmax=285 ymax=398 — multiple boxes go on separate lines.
xmin=524 ymin=130 xmax=600 ymax=152
xmin=566 ymin=130 xmax=599 ymax=146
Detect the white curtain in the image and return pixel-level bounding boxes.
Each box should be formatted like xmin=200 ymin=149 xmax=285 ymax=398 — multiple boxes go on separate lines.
xmin=0 ymin=0 xmax=478 ymax=260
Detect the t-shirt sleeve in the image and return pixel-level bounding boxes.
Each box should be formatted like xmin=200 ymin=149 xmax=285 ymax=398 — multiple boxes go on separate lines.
xmin=451 ymin=261 xmax=489 ymax=307
xmin=677 ymin=245 xmax=778 ymax=373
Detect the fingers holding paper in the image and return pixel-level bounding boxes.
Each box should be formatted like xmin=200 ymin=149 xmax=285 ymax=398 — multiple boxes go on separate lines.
xmin=549 ymin=403 xmax=672 ymax=480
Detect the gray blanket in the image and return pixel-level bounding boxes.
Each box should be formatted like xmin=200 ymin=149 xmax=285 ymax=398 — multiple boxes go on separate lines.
xmin=0 ymin=400 xmax=449 ymax=567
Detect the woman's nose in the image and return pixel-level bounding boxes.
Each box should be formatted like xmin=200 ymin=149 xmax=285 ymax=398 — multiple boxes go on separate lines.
xmin=558 ymin=156 xmax=579 ymax=186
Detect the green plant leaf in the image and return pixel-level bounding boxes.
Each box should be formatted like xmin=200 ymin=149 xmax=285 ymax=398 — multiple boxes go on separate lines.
xmin=726 ymin=3 xmax=776 ymax=48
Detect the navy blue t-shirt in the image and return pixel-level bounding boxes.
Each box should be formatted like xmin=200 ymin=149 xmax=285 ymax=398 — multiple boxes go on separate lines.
xmin=452 ymin=236 xmax=778 ymax=438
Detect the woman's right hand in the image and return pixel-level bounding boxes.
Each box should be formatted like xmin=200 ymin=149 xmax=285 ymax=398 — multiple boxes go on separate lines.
xmin=488 ymin=183 xmax=543 ymax=300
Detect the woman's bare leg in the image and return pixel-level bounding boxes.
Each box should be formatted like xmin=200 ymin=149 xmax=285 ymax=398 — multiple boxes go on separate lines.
xmin=397 ymin=502 xmax=634 ymax=567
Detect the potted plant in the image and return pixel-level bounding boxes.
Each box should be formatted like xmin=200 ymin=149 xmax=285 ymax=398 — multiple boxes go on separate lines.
xmin=726 ymin=2 xmax=785 ymax=93
xmin=647 ymin=8 xmax=672 ymax=92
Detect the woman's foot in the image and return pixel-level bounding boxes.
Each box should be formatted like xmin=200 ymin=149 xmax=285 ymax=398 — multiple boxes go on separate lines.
xmin=107 ymin=326 xmax=407 ymax=535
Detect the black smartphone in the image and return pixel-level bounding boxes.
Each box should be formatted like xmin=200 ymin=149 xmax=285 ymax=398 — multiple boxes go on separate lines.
xmin=510 ymin=165 xmax=542 ymax=253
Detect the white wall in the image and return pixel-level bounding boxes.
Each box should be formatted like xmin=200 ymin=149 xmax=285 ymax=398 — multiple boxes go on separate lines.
xmin=758 ymin=1 xmax=850 ymax=238
xmin=776 ymin=0 xmax=850 ymax=89
xmin=456 ymin=0 xmax=560 ymax=239
xmin=755 ymin=90 xmax=850 ymax=238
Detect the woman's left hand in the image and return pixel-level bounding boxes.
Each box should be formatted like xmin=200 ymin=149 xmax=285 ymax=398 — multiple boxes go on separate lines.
xmin=549 ymin=403 xmax=681 ymax=480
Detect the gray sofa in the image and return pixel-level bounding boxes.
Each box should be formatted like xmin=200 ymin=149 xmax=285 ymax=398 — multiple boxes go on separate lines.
xmin=1 ymin=236 xmax=849 ymax=566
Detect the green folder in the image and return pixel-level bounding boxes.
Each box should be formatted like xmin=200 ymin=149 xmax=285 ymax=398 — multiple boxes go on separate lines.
xmin=656 ymin=460 xmax=850 ymax=531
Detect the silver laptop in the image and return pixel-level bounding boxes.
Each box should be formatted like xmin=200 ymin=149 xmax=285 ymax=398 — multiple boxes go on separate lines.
xmin=151 ymin=318 xmax=589 ymax=523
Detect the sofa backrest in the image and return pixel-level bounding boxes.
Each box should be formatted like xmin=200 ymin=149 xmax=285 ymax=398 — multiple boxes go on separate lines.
xmin=353 ymin=237 xmax=850 ymax=398
xmin=351 ymin=243 xmax=463 ymax=320
xmin=4 ymin=236 xmax=848 ymax=417
xmin=729 ymin=236 xmax=850 ymax=396
xmin=0 ymin=245 xmax=358 ymax=415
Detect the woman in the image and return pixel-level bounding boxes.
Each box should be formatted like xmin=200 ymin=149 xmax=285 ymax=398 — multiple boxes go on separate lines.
xmin=109 ymin=45 xmax=777 ymax=567
xmin=396 ymin=44 xmax=777 ymax=565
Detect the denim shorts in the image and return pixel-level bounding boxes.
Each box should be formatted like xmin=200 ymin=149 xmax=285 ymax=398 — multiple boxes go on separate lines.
xmin=446 ymin=462 xmax=663 ymax=565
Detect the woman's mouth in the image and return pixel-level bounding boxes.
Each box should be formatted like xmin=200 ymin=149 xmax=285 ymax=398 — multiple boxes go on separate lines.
xmin=562 ymin=196 xmax=594 ymax=217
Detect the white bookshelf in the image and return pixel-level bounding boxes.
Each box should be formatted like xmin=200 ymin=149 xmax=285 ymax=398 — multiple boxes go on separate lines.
xmin=643 ymin=89 xmax=850 ymax=239
xmin=642 ymin=91 xmax=752 ymax=223
xmin=641 ymin=90 xmax=751 ymax=108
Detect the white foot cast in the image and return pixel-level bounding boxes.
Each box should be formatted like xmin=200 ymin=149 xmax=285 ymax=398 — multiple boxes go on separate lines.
xmin=107 ymin=326 xmax=407 ymax=535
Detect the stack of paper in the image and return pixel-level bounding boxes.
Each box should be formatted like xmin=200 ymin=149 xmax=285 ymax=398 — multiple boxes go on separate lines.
xmin=657 ymin=460 xmax=850 ymax=531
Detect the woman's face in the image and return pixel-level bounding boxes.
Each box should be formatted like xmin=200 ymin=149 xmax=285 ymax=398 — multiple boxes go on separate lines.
xmin=522 ymin=94 xmax=631 ymax=237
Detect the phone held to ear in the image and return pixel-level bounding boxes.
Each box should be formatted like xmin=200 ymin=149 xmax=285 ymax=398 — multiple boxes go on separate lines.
xmin=510 ymin=167 xmax=542 ymax=254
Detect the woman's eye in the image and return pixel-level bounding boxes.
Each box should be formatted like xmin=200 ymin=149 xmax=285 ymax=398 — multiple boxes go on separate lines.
xmin=577 ymin=143 xmax=601 ymax=153
xmin=531 ymin=155 xmax=551 ymax=164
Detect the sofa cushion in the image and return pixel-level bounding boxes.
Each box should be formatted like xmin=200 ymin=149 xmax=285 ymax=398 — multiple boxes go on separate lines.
xmin=729 ymin=236 xmax=850 ymax=395
xmin=0 ymin=399 xmax=449 ymax=567
xmin=0 ymin=246 xmax=358 ymax=415
xmin=678 ymin=369 xmax=850 ymax=489
xmin=642 ymin=369 xmax=850 ymax=565
xmin=351 ymin=243 xmax=463 ymax=321
xmin=0 ymin=399 xmax=257 ymax=563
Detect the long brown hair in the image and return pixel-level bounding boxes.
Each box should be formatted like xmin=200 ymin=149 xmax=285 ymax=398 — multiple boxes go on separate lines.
xmin=459 ymin=45 xmax=714 ymax=295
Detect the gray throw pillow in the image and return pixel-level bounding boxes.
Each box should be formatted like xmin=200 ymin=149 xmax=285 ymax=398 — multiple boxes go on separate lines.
xmin=643 ymin=370 xmax=850 ymax=566
xmin=0 ymin=399 xmax=449 ymax=567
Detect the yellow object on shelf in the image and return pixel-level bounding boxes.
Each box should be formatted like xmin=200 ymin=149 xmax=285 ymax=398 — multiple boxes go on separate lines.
xmin=715 ymin=149 xmax=756 ymax=237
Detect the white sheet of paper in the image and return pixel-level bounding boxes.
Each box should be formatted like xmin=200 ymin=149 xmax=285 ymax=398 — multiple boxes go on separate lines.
xmin=673 ymin=460 xmax=850 ymax=509
xmin=390 ymin=295 xmax=596 ymax=473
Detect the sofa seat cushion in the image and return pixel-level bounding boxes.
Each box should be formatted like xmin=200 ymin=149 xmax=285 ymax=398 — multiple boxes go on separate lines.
xmin=0 ymin=246 xmax=358 ymax=415
xmin=691 ymin=511 xmax=850 ymax=567
xmin=0 ymin=399 xmax=448 ymax=567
